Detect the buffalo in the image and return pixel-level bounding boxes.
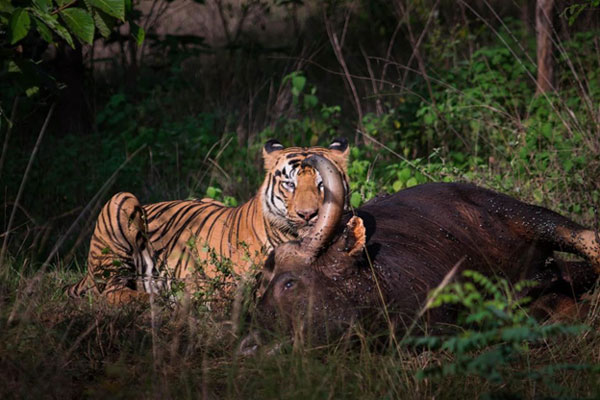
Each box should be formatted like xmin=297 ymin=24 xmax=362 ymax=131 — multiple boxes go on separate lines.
xmin=243 ymin=155 xmax=600 ymax=350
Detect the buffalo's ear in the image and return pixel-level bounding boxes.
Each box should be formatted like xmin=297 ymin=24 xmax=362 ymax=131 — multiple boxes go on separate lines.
xmin=263 ymin=139 xmax=285 ymax=170
xmin=344 ymin=216 xmax=366 ymax=256
xmin=321 ymin=216 xmax=366 ymax=278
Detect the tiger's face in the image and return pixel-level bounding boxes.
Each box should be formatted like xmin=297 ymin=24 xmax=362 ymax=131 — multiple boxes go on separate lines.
xmin=260 ymin=138 xmax=350 ymax=236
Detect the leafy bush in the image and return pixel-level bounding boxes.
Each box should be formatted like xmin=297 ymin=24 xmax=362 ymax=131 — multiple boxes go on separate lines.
xmin=406 ymin=270 xmax=593 ymax=398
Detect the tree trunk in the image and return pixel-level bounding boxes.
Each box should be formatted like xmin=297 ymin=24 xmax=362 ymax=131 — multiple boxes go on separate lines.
xmin=535 ymin=0 xmax=555 ymax=94
xmin=54 ymin=43 xmax=91 ymax=134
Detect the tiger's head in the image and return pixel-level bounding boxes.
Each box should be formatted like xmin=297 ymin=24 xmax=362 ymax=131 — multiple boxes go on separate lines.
xmin=260 ymin=138 xmax=350 ymax=236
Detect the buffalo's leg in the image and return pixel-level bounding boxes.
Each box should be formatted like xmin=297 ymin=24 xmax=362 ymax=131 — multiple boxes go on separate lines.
xmin=528 ymin=258 xmax=597 ymax=321
xmin=529 ymin=292 xmax=590 ymax=322
xmin=503 ymin=201 xmax=600 ymax=272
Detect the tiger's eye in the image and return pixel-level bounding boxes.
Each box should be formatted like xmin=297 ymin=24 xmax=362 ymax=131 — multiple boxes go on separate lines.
xmin=282 ymin=181 xmax=296 ymax=192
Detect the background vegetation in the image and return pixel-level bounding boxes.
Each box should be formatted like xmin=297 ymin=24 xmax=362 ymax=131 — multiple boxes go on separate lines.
xmin=1 ymin=0 xmax=600 ymax=398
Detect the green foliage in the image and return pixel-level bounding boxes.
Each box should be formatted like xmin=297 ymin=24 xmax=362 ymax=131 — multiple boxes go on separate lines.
xmin=562 ymin=0 xmax=600 ymax=25
xmin=8 ymin=8 xmax=31 ymax=44
xmin=88 ymin=0 xmax=125 ymax=20
xmin=0 ymin=0 xmax=142 ymax=100
xmin=1 ymin=0 xmax=129 ymax=48
xmin=205 ymin=186 xmax=238 ymax=206
xmin=59 ymin=7 xmax=95 ymax=45
xmin=406 ymin=271 xmax=592 ymax=397
xmin=265 ymin=71 xmax=341 ymax=145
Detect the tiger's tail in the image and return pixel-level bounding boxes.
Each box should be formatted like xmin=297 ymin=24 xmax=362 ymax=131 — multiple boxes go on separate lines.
xmin=65 ymin=272 xmax=96 ymax=298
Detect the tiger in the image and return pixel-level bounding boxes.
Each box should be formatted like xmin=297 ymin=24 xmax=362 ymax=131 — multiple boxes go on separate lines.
xmin=66 ymin=138 xmax=350 ymax=303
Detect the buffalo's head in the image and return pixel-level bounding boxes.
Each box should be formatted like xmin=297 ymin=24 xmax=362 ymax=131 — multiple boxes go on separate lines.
xmin=243 ymin=155 xmax=369 ymax=353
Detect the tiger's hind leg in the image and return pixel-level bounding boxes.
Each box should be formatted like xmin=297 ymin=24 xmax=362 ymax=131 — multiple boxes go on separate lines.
xmin=66 ymin=192 xmax=153 ymax=302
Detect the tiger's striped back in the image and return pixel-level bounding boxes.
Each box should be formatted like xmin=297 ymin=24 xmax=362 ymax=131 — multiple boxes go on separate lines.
xmin=66 ymin=138 xmax=350 ymax=301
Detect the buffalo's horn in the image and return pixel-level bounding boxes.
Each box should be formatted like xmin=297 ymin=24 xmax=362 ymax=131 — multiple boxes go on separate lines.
xmin=300 ymin=154 xmax=345 ymax=258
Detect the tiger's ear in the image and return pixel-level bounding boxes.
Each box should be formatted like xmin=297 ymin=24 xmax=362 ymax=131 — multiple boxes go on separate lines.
xmin=263 ymin=139 xmax=285 ymax=170
xmin=327 ymin=137 xmax=350 ymax=170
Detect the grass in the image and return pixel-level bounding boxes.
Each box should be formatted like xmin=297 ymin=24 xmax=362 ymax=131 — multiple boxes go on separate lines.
xmin=1 ymin=261 xmax=600 ymax=399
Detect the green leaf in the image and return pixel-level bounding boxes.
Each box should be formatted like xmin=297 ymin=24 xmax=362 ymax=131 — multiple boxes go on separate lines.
xmin=32 ymin=0 xmax=51 ymax=13
xmin=55 ymin=0 xmax=72 ymax=6
xmin=350 ymin=192 xmax=362 ymax=208
xmin=206 ymin=186 xmax=220 ymax=199
xmin=34 ymin=9 xmax=75 ymax=48
xmin=392 ymin=180 xmax=403 ymax=192
xmin=25 ymin=86 xmax=39 ymax=97
xmin=88 ymin=0 xmax=125 ymax=20
xmin=9 ymin=8 xmax=31 ymax=44
xmin=423 ymin=112 xmax=436 ymax=125
xmin=541 ymin=122 xmax=553 ymax=140
xmin=93 ymin=9 xmax=114 ymax=38
xmin=8 ymin=61 xmax=21 ymax=73
xmin=291 ymin=75 xmax=306 ymax=93
xmin=129 ymin=22 xmax=145 ymax=45
xmin=60 ymin=8 xmax=95 ymax=44
xmin=34 ymin=17 xmax=53 ymax=42
xmin=398 ymin=167 xmax=412 ymax=182
xmin=406 ymin=177 xmax=418 ymax=188
xmin=303 ymin=94 xmax=318 ymax=109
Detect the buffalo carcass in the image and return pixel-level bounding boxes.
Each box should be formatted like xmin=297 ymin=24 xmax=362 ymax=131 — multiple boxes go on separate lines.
xmin=246 ymin=155 xmax=600 ymax=348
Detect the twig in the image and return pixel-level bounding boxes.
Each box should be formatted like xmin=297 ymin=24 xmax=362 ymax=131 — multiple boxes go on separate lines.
xmin=0 ymin=103 xmax=54 ymax=269
xmin=51 ymin=0 xmax=77 ymax=15
xmin=40 ymin=144 xmax=147 ymax=271
xmin=2 ymin=201 xmax=36 ymax=225
xmin=461 ymin=0 xmax=575 ymax=138
xmin=61 ymin=319 xmax=98 ymax=366
xmin=396 ymin=0 xmax=439 ymax=109
xmin=378 ymin=17 xmax=403 ymax=93
xmin=356 ymin=130 xmax=436 ymax=181
xmin=214 ymin=0 xmax=232 ymax=45
xmin=359 ymin=45 xmax=383 ymax=116
xmin=324 ymin=11 xmax=364 ymax=143
xmin=7 ymin=144 xmax=147 ymax=325
xmin=396 ymin=0 xmax=438 ymax=92
xmin=0 ymin=96 xmax=19 ymax=179
xmin=401 ymin=257 xmax=463 ymax=342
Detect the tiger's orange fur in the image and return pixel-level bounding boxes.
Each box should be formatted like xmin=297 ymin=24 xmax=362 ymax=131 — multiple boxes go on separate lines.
xmin=66 ymin=139 xmax=349 ymax=301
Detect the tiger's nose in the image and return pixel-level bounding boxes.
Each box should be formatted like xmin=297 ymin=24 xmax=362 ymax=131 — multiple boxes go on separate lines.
xmin=297 ymin=209 xmax=318 ymax=222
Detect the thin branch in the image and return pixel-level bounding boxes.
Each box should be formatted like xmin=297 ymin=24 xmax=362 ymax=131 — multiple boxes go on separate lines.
xmin=396 ymin=0 xmax=439 ymax=108
xmin=324 ymin=11 xmax=364 ymax=143
xmin=40 ymin=144 xmax=147 ymax=271
xmin=378 ymin=17 xmax=404 ymax=93
xmin=51 ymin=0 xmax=78 ymax=15
xmin=0 ymin=96 xmax=19 ymax=180
xmin=0 ymin=103 xmax=55 ymax=269
xmin=360 ymin=45 xmax=383 ymax=116
xmin=214 ymin=0 xmax=232 ymax=45
xmin=7 ymin=144 xmax=147 ymax=325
